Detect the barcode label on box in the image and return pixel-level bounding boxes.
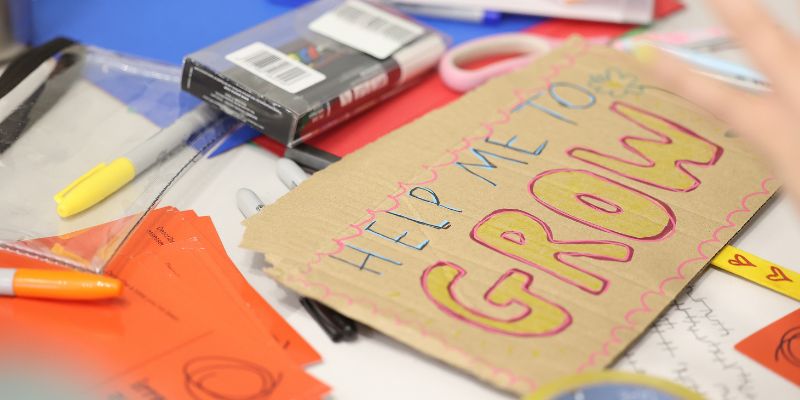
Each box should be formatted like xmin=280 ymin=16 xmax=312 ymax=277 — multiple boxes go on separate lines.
xmin=309 ymin=0 xmax=425 ymax=59
xmin=225 ymin=42 xmax=326 ymax=94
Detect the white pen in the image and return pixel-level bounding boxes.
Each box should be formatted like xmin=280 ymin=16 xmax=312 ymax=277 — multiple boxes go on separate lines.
xmin=632 ymin=41 xmax=770 ymax=92
xmin=236 ymin=188 xmax=265 ymax=219
xmin=661 ymin=44 xmax=769 ymax=91
xmin=271 ymin=159 xmax=359 ymax=341
xmin=54 ymin=103 xmax=221 ymax=217
xmin=276 ymin=157 xmax=309 ymax=190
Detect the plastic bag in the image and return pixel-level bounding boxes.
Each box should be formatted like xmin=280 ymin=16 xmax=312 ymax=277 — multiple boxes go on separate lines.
xmin=0 ymin=40 xmax=237 ymax=272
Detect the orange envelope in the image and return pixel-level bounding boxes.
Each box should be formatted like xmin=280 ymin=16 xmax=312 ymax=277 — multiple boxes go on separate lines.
xmin=736 ymin=308 xmax=800 ymax=386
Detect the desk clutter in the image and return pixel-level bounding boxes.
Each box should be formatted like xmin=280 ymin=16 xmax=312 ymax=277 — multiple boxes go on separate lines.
xmin=241 ymin=37 xmax=774 ymax=394
xmin=1 ymin=0 xmax=799 ymax=399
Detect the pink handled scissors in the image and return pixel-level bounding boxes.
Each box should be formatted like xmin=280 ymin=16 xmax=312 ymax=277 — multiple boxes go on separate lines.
xmin=438 ymin=33 xmax=552 ymax=93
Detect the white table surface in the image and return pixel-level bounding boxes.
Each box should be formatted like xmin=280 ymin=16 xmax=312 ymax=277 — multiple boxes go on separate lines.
xmin=163 ymin=1 xmax=800 ymax=398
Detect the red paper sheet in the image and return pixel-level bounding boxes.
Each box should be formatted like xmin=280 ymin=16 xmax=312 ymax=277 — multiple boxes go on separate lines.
xmin=300 ymin=0 xmax=684 ymax=159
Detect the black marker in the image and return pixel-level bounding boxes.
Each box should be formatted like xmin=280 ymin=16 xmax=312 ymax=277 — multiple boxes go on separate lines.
xmin=0 ymin=37 xmax=83 ymax=154
xmin=300 ymin=297 xmax=357 ymax=342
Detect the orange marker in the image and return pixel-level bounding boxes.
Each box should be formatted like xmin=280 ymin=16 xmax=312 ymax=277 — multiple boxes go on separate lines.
xmin=0 ymin=268 xmax=122 ymax=300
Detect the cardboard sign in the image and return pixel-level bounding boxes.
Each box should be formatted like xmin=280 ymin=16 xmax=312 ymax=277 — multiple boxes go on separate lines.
xmin=242 ymin=39 xmax=776 ymax=394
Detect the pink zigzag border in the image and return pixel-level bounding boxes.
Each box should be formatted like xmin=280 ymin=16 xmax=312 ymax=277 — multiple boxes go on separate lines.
xmin=284 ymin=41 xmax=771 ymax=393
xmin=575 ymin=175 xmax=776 ymax=372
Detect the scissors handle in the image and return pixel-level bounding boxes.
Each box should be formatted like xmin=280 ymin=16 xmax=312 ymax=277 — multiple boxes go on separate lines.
xmin=439 ymin=33 xmax=551 ymax=93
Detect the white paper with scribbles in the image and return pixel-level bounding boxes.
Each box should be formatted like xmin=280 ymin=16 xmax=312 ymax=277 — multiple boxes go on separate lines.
xmin=616 ymin=267 xmax=799 ymax=399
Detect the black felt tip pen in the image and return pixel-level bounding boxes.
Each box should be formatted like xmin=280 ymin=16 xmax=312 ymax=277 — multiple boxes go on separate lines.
xmin=299 ymin=297 xmax=357 ymax=342
xmin=236 ymin=185 xmax=357 ymax=342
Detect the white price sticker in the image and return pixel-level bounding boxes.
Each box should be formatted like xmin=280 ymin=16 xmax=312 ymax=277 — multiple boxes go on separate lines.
xmin=225 ymin=42 xmax=326 ymax=94
xmin=310 ymin=0 xmax=425 ymax=59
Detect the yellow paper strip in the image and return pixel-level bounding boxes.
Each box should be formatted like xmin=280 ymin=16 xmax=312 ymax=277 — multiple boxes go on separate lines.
xmin=712 ymin=245 xmax=800 ymax=301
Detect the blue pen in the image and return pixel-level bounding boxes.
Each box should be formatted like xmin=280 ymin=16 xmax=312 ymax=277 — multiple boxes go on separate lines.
xmin=269 ymin=0 xmax=501 ymax=24
xmin=268 ymin=0 xmax=312 ymax=5
xmin=392 ymin=3 xmax=501 ymax=24
xmin=639 ymin=42 xmax=770 ymax=91
xmin=208 ymin=126 xmax=261 ymax=158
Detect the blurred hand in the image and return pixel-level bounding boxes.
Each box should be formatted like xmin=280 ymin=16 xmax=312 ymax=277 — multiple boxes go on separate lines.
xmin=638 ymin=0 xmax=800 ymax=208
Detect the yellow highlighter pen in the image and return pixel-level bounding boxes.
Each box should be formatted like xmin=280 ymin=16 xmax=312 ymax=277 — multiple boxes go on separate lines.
xmin=54 ymin=104 xmax=220 ymax=218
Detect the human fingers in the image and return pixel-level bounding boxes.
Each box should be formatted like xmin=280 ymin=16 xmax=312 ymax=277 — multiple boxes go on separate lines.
xmin=639 ymin=45 xmax=800 ymax=210
xmin=637 ymin=45 xmax=788 ymax=143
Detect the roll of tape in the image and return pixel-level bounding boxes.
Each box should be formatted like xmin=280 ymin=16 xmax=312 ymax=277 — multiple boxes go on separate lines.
xmin=523 ymin=371 xmax=703 ymax=400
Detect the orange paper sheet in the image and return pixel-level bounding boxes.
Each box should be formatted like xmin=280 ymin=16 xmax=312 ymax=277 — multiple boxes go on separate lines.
xmin=736 ymin=309 xmax=800 ymax=387
xmin=111 ymin=207 xmax=321 ymax=366
xmin=0 ymin=207 xmax=327 ymax=399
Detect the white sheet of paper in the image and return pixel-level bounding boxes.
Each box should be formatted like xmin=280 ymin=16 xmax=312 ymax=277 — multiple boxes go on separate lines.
xmin=616 ymin=198 xmax=800 ymax=399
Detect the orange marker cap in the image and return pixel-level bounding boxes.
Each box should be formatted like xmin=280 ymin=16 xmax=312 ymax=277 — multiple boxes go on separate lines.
xmin=11 ymin=269 xmax=122 ymax=300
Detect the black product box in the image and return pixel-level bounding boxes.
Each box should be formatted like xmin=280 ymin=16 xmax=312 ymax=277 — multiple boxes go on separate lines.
xmin=182 ymin=0 xmax=447 ymax=147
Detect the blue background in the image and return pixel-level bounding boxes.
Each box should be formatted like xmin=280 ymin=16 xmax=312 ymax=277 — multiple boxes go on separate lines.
xmin=23 ymin=0 xmax=545 ymax=65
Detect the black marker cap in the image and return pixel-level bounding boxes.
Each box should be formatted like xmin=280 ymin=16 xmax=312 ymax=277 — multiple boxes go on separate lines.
xmin=300 ymin=297 xmax=358 ymax=343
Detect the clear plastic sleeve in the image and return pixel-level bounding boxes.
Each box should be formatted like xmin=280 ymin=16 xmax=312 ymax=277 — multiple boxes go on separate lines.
xmin=0 ymin=43 xmax=237 ymax=272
